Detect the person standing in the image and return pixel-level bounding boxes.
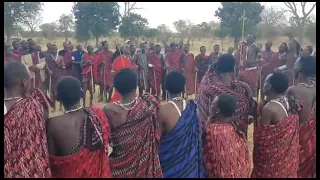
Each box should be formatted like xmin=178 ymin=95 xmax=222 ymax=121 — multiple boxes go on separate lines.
xmin=238 ymin=34 xmax=261 ymax=97
xmin=81 ymin=45 xmax=96 ymax=107
xmin=204 ymin=93 xmax=251 ymax=178
xmin=97 ymin=41 xmax=113 ymax=102
xmin=4 ymin=62 xmax=51 ymax=178
xmin=165 ymin=43 xmax=181 ymax=73
xmin=148 ymin=44 xmax=164 ymax=97
xmin=110 ymin=44 xmax=135 ymax=103
xmin=252 ymin=72 xmax=301 ymax=178
xmin=103 ymin=68 xmax=162 ymax=178
xmin=12 ymin=40 xmax=21 ymax=62
xmin=136 ymin=42 xmax=150 ymax=96
xmin=159 ymin=71 xmax=204 ymax=178
xmin=196 ymin=54 xmax=255 ymax=138
xmin=260 ymin=41 xmax=280 ymax=100
xmin=209 ymin=44 xmax=222 ymax=65
xmin=195 ymin=46 xmax=210 ymax=89
xmin=180 ymin=44 xmax=196 ymax=97
xmin=287 ymin=56 xmax=316 ymax=178
xmin=47 ymin=77 xmax=112 ymax=178
xmin=45 ymin=44 xmax=64 ymax=112
xmin=72 ymin=44 xmax=86 ymax=82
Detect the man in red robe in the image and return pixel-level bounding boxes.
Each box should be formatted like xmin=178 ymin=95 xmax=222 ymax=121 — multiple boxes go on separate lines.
xmin=4 ymin=47 xmax=20 ymax=63
xmin=196 ymin=54 xmax=255 ymax=138
xmin=110 ymin=44 xmax=135 ymax=103
xmin=4 ymin=62 xmax=51 ymax=178
xmin=204 ymin=93 xmax=251 ymax=178
xmin=98 ymin=41 xmax=113 ymax=102
xmin=62 ymin=43 xmax=75 ymax=77
xmin=286 ymin=56 xmax=316 ymax=178
xmin=165 ymin=43 xmax=181 ymax=72
xmin=81 ymin=45 xmax=96 ymax=107
xmin=103 ymin=68 xmax=162 ymax=178
xmin=12 ymin=40 xmax=21 ymax=62
xmin=195 ymin=46 xmax=210 ymax=92
xmin=180 ymin=44 xmax=195 ymax=96
xmin=148 ymin=44 xmax=164 ymax=97
xmin=47 ymin=77 xmax=112 ymax=178
xmin=252 ymin=72 xmax=301 ymax=178
xmin=260 ymin=41 xmax=280 ymax=100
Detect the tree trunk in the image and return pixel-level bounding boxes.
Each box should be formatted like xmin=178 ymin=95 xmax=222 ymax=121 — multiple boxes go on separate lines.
xmin=6 ymin=31 xmax=12 ymax=45
xmin=233 ymin=37 xmax=240 ymax=50
xmin=95 ymin=36 xmax=100 ymax=47
xmin=220 ymin=38 xmax=224 ymax=52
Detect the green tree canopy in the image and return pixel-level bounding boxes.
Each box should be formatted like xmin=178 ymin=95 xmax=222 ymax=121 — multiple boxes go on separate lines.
xmin=4 ymin=2 xmax=43 ymax=43
xmin=73 ymin=2 xmax=120 ymax=45
xmin=119 ymin=13 xmax=148 ymax=39
xmin=58 ymin=14 xmax=74 ymax=40
xmin=215 ymin=2 xmax=264 ymax=48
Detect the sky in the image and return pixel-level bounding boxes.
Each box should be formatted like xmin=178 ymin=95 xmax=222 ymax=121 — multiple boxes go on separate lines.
xmin=42 ymin=2 xmax=316 ymax=30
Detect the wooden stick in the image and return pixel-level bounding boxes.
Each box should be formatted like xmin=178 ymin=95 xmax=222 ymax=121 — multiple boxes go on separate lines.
xmin=153 ymin=68 xmax=157 ymax=96
xmin=91 ymin=65 xmax=95 ymax=94
xmin=142 ymin=69 xmax=147 ymax=93
xmin=49 ymin=76 xmax=52 ymax=97
xmin=195 ymin=72 xmax=198 ymax=94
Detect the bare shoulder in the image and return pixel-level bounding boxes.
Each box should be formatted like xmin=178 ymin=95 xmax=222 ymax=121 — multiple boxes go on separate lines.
xmin=102 ymin=103 xmax=117 ymax=116
xmin=46 ymin=115 xmax=62 ymax=135
xmin=158 ymin=103 xmax=172 ymax=122
xmin=286 ymin=86 xmax=297 ymax=97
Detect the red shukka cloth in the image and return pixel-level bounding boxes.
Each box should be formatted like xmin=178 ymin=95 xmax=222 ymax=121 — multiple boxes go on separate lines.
xmin=109 ymin=94 xmax=163 ymax=178
xmin=49 ymin=107 xmax=112 ymax=178
xmin=203 ymin=122 xmax=251 ymax=178
xmin=4 ymin=89 xmax=52 ymax=178
xmin=251 ymin=99 xmax=301 ymax=178
xmin=298 ymin=98 xmax=316 ymax=178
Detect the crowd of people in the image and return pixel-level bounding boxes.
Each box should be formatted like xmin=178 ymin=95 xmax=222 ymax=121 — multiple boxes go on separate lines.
xmin=4 ymin=34 xmax=316 ymax=178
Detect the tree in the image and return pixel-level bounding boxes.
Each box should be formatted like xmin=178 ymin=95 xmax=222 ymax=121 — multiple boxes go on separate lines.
xmin=73 ymin=2 xmax=120 ymax=46
xmin=214 ymin=26 xmax=230 ymax=51
xmin=173 ymin=20 xmax=191 ymax=42
xmin=283 ymin=2 xmax=316 ymax=43
xmin=143 ymin=28 xmax=159 ymax=41
xmin=117 ymin=2 xmax=142 ymax=18
xmin=257 ymin=6 xmax=290 ymax=40
xmin=40 ymin=22 xmax=58 ymax=38
xmin=119 ymin=13 xmax=148 ymax=41
xmin=22 ymin=11 xmax=43 ymax=33
xmin=4 ymin=2 xmax=43 ymax=43
xmin=215 ymin=2 xmax=264 ymax=49
xmin=58 ymin=14 xmax=74 ymax=41
xmin=196 ymin=22 xmax=213 ymax=38
xmin=305 ymin=22 xmax=316 ymax=46
xmin=157 ymin=24 xmax=172 ymax=46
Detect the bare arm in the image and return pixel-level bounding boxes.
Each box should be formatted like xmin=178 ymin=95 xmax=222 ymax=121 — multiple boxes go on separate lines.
xmin=260 ymin=105 xmax=274 ymax=126
xmin=46 ymin=118 xmax=57 ymax=155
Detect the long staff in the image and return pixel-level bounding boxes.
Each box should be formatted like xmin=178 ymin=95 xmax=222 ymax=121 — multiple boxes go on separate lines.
xmin=195 ymin=71 xmax=198 ymax=94
xmin=103 ymin=65 xmax=106 ymax=102
xmin=142 ymin=69 xmax=147 ymax=93
xmin=153 ymin=68 xmax=158 ymax=96
xmin=91 ymin=65 xmax=95 ymax=94
xmin=238 ymin=10 xmax=246 ymax=78
xmin=49 ymin=76 xmax=52 ymax=97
